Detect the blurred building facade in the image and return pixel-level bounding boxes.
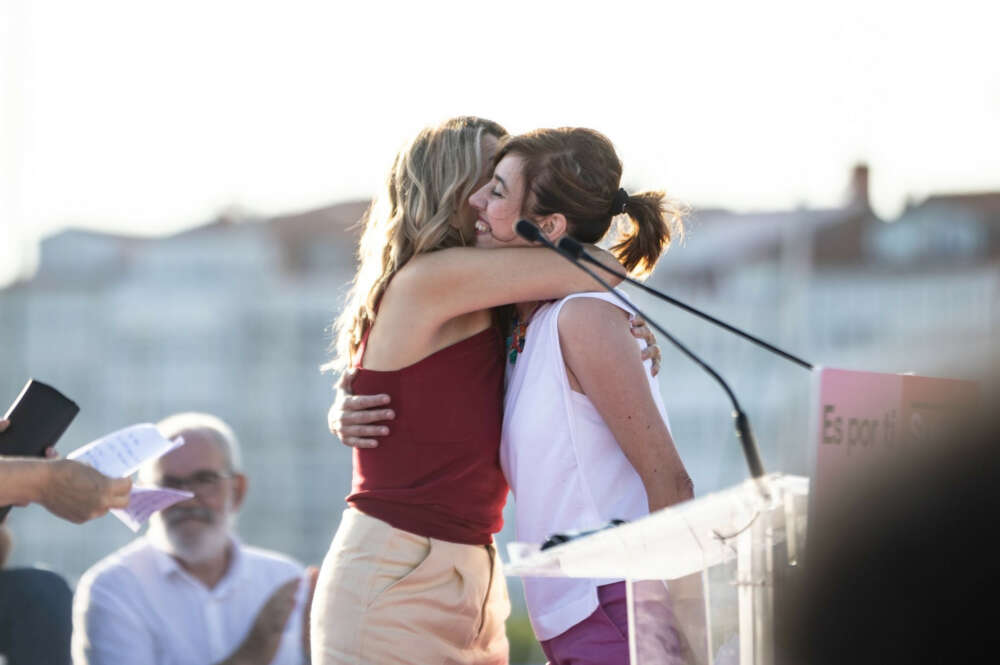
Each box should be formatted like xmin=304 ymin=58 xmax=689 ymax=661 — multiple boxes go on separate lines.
xmin=638 ymin=165 xmax=998 ymax=488
xmin=0 ymin=201 xmax=369 ymax=584
xmin=1 ymin=166 xmax=997 ymax=597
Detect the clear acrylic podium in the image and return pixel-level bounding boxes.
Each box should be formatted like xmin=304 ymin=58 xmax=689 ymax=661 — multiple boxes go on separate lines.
xmin=504 ymin=473 xmax=809 ymax=665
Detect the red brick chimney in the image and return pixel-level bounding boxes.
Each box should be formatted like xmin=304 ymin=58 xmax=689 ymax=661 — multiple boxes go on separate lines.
xmin=849 ymin=163 xmax=870 ymax=211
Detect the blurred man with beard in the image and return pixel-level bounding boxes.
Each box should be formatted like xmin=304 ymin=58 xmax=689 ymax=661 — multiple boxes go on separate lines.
xmin=71 ymin=413 xmax=317 ymax=665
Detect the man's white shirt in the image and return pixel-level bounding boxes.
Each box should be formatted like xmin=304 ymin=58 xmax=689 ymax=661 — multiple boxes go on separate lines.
xmin=72 ymin=536 xmax=307 ymax=665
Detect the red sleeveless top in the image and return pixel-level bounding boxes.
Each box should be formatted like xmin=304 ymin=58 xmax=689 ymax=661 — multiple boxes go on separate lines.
xmin=346 ymin=325 xmax=508 ymax=545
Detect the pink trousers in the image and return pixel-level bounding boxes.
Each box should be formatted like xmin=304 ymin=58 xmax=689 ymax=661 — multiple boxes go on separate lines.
xmin=539 ymin=581 xmax=692 ymax=665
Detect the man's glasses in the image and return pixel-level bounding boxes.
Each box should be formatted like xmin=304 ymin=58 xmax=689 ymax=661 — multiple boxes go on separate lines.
xmin=157 ymin=470 xmax=233 ymax=494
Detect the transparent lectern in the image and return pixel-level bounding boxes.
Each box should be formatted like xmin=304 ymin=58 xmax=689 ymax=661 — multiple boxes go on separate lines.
xmin=504 ymin=473 xmax=809 ymax=665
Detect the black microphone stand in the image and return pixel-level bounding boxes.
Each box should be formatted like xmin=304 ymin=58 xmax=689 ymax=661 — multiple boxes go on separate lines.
xmin=515 ymin=220 xmax=769 ymax=490
xmin=557 ymin=235 xmax=814 ymax=371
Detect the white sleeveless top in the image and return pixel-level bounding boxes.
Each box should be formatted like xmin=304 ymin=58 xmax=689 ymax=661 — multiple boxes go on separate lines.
xmin=501 ymin=291 xmax=672 ymax=641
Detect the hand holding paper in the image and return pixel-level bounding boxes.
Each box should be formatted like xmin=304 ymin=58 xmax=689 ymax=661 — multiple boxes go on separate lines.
xmin=31 ymin=459 xmax=133 ymax=524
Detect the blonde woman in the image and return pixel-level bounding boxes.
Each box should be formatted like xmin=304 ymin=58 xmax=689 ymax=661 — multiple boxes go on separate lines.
xmin=310 ymin=117 xmax=632 ymax=665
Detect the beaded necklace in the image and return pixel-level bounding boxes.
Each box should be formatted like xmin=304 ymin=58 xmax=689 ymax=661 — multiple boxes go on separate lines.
xmin=505 ymin=302 xmax=541 ymax=365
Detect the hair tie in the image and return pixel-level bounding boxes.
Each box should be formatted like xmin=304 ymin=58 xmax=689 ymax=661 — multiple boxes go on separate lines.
xmin=610 ymin=187 xmax=629 ymax=216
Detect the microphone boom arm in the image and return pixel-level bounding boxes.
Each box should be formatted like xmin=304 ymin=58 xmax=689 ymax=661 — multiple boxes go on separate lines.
xmin=558 ymin=236 xmax=813 ymax=371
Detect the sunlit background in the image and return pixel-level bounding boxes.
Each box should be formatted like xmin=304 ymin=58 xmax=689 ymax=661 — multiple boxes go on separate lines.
xmin=2 ymin=1 xmax=999 ymax=662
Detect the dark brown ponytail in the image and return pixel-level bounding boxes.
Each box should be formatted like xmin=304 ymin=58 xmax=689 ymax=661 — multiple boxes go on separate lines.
xmin=610 ymin=190 xmax=685 ymax=277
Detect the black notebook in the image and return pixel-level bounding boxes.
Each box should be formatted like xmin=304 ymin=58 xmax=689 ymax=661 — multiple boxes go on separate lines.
xmin=1 ymin=379 xmax=80 ymax=519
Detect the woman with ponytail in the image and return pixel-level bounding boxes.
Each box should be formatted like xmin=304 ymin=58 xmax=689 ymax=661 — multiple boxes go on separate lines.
xmin=474 ymin=127 xmax=695 ymax=663
xmin=335 ymin=126 xmax=695 ymax=663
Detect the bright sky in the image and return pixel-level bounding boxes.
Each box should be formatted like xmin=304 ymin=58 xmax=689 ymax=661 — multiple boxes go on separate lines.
xmin=2 ymin=0 xmax=999 ymax=286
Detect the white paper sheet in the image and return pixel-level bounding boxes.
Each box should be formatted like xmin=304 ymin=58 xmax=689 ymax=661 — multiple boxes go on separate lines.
xmin=66 ymin=423 xmax=190 ymax=529
xmin=67 ymin=423 xmax=184 ymax=478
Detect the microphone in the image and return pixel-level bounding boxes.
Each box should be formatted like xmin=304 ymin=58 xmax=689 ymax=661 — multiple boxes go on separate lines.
xmin=514 ymin=219 xmax=545 ymax=244
xmin=516 ymin=220 xmax=768 ymax=486
xmin=557 ymin=235 xmax=813 ymax=371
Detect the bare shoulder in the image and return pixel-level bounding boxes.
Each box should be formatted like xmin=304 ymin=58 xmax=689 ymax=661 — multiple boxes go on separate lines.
xmin=556 ymin=298 xmax=635 ymax=365
xmin=386 ymin=248 xmax=482 ymax=317
xmin=556 ymin=297 xmax=642 ymax=392
xmin=385 ymin=253 xmax=440 ymax=294
xmin=364 ymin=256 xmax=492 ymax=368
xmin=376 ymin=255 xmax=459 ymax=328
xmin=557 ymin=297 xmax=630 ymax=342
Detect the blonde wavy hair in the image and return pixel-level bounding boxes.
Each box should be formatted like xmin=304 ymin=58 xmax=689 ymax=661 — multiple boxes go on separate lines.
xmin=324 ymin=116 xmax=508 ymax=375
